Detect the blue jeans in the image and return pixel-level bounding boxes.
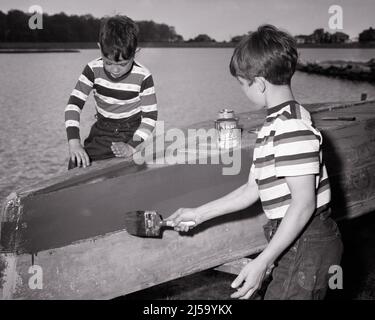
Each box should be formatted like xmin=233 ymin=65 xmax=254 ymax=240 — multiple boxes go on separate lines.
xmin=262 ymin=209 xmax=343 ymax=300
xmin=68 ymin=113 xmax=141 ymax=169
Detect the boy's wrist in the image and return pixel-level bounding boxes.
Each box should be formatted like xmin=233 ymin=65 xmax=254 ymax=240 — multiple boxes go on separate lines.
xmin=193 ymin=208 xmax=206 ymax=225
xmin=126 ymin=143 xmax=137 ymax=154
xmin=68 ymin=139 xmax=81 ymax=147
xmin=257 ymin=249 xmax=276 ymax=269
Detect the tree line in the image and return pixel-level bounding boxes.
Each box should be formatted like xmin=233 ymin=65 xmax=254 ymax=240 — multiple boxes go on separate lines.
xmin=1 ymin=10 xmax=374 ymax=44
xmin=231 ymin=28 xmax=375 ymax=44
xmin=0 ymin=10 xmax=184 ymax=42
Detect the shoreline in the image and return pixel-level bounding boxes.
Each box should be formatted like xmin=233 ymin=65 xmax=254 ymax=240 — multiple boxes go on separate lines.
xmin=0 ymin=48 xmax=80 ymax=53
xmin=0 ymin=41 xmax=375 ymax=50
xmin=297 ymin=59 xmax=375 ymax=83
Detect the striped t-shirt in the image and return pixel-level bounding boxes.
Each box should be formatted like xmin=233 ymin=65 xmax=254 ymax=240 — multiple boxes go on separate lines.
xmin=251 ymin=100 xmax=330 ymax=220
xmin=65 ymin=57 xmax=157 ymax=148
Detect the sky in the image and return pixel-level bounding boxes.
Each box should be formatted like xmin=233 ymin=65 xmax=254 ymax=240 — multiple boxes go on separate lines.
xmin=1 ymin=0 xmax=374 ymax=41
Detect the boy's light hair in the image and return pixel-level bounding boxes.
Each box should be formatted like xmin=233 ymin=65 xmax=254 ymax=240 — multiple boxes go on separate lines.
xmin=99 ymin=15 xmax=139 ymax=61
xmin=229 ymin=24 xmax=298 ymax=85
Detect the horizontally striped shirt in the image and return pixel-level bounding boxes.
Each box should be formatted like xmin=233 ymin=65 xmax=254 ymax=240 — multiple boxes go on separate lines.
xmin=65 ymin=57 xmax=157 ymax=148
xmin=251 ymin=100 xmax=330 ymax=220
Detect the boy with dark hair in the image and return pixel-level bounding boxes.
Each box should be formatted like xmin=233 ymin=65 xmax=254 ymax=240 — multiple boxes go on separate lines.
xmin=65 ymin=15 xmax=157 ymax=169
xmin=169 ymin=25 xmax=343 ymax=300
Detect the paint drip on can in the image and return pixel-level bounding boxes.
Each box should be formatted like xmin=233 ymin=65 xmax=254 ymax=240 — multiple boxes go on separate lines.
xmin=215 ymin=109 xmax=241 ymax=149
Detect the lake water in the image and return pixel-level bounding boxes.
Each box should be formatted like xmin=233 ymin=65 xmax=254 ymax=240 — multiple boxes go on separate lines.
xmin=1 ymin=48 xmax=375 ymax=201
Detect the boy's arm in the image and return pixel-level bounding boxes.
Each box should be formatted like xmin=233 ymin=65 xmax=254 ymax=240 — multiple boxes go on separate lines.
xmin=231 ymin=174 xmax=316 ymax=299
xmin=169 ymin=171 xmax=260 ymax=229
xmin=65 ymin=64 xmax=94 ymax=167
xmin=65 ymin=64 xmax=94 ymax=141
xmin=127 ymin=74 xmax=157 ymax=150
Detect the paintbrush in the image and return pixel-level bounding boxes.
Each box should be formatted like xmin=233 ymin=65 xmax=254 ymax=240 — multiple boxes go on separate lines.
xmin=124 ymin=210 xmax=195 ymax=238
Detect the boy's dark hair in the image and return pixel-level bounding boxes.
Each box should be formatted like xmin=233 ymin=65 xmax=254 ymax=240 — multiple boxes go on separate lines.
xmin=229 ymin=24 xmax=298 ymax=85
xmin=99 ymin=15 xmax=139 ymax=61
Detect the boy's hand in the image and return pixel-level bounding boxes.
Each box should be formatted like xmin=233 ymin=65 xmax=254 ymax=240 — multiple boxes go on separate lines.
xmin=69 ymin=139 xmax=90 ymax=168
xmin=230 ymin=257 xmax=269 ymax=299
xmin=168 ymin=208 xmax=199 ymax=232
xmin=111 ymin=142 xmax=136 ymax=158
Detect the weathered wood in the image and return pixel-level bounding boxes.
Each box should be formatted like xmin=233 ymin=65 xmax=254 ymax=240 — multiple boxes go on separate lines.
xmin=1 ymin=100 xmax=375 ymax=299
xmin=214 ymin=258 xmax=254 ymax=275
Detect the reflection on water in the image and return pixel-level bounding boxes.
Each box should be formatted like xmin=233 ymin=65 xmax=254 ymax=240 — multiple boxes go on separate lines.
xmin=0 ymin=48 xmax=375 ymax=201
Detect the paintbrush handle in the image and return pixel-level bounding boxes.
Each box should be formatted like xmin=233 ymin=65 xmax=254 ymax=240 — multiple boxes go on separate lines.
xmin=162 ymin=220 xmax=196 ymax=228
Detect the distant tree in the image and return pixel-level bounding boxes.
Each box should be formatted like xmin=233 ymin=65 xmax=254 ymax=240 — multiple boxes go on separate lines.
xmin=137 ymin=20 xmax=182 ymax=42
xmin=359 ymin=27 xmax=375 ymax=42
xmin=173 ymin=34 xmax=184 ymax=42
xmin=6 ymin=10 xmax=31 ymax=41
xmin=298 ymin=28 xmax=350 ymax=44
xmin=189 ymin=34 xmax=216 ymax=42
xmin=323 ymin=31 xmax=332 ymax=43
xmin=0 ymin=11 xmax=6 ymax=41
xmin=311 ymin=28 xmax=325 ymax=43
xmin=331 ymin=31 xmax=349 ymax=43
xmin=230 ymin=35 xmax=246 ymax=43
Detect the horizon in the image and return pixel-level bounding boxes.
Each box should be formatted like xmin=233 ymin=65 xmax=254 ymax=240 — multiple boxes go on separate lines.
xmin=0 ymin=0 xmax=374 ymax=41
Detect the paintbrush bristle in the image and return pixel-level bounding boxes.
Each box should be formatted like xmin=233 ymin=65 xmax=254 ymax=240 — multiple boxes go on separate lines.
xmin=123 ymin=211 xmax=148 ymax=236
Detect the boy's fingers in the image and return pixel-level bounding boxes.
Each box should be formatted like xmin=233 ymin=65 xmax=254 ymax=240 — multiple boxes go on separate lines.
xmin=232 ymin=277 xmax=254 ymax=298
xmin=78 ymin=152 xmax=85 ymax=167
xmin=84 ymin=152 xmax=90 ymax=166
xmin=240 ymin=288 xmax=256 ymax=300
xmin=174 ymin=216 xmax=184 ymax=226
xmin=81 ymin=152 xmax=89 ymax=167
xmin=231 ymin=271 xmax=245 ymax=289
xmin=76 ymin=155 xmax=82 ymax=167
xmin=231 ymin=281 xmax=252 ymax=299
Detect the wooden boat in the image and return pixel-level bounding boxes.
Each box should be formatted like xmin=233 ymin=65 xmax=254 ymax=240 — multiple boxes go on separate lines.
xmin=1 ymin=99 xmax=375 ymax=299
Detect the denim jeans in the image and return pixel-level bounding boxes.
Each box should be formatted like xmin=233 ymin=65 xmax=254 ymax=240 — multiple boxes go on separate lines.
xmin=68 ymin=113 xmax=141 ymax=169
xmin=262 ymin=209 xmax=343 ymax=300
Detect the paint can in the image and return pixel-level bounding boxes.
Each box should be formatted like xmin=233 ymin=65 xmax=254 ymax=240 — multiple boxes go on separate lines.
xmin=215 ymin=109 xmax=241 ymax=149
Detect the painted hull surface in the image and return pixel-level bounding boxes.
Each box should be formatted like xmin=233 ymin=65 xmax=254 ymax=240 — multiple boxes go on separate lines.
xmin=1 ymin=100 xmax=375 ymax=299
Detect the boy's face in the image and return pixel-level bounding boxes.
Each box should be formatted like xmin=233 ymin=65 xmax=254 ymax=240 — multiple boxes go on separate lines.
xmin=237 ymin=76 xmax=266 ymax=110
xmin=102 ymin=55 xmax=134 ymax=78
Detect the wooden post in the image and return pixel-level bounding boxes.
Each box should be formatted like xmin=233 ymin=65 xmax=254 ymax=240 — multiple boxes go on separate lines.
xmin=1 ymin=193 xmax=21 ymax=300
xmin=0 ymin=254 xmax=17 ymax=299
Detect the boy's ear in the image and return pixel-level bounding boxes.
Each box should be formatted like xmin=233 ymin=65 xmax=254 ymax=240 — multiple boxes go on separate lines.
xmin=97 ymin=42 xmax=101 ymax=49
xmin=254 ymin=77 xmax=266 ymax=93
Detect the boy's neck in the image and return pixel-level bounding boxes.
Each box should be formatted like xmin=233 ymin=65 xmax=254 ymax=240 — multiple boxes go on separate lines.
xmin=265 ymin=84 xmax=295 ymax=109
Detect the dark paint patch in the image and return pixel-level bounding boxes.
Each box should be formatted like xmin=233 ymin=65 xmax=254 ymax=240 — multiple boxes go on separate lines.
xmin=365 ymin=119 xmax=375 ymax=131
xmin=0 ymin=222 xmax=19 ymax=253
xmin=5 ymin=153 xmax=252 ymax=254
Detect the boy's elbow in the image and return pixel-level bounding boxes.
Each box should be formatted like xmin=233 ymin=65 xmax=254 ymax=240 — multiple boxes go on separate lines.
xmin=291 ymin=194 xmax=316 ymax=216
xmin=307 ymin=199 xmax=316 ymax=214
xmin=300 ymin=197 xmax=316 ymax=216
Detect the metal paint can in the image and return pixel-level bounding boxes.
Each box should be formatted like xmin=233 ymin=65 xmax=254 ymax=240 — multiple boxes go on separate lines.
xmin=215 ymin=109 xmax=241 ymax=149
